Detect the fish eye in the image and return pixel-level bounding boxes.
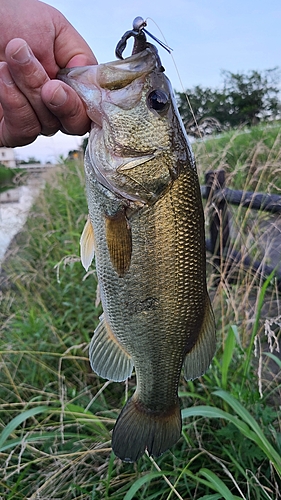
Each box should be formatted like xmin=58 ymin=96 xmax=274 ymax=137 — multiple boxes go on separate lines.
xmin=147 ymin=90 xmax=170 ymax=114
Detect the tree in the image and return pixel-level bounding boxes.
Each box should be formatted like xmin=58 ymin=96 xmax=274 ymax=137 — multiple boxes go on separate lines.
xmin=177 ymin=68 xmax=281 ymax=135
xmin=19 ymin=157 xmax=41 ymax=164
xmin=222 ymin=68 xmax=280 ymax=126
xmin=177 ymin=86 xmax=227 ymax=136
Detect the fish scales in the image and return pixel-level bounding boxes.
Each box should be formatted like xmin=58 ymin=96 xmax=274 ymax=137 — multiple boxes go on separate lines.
xmin=58 ymin=43 xmax=216 ymax=462
xmin=87 ymin=167 xmax=205 ymax=402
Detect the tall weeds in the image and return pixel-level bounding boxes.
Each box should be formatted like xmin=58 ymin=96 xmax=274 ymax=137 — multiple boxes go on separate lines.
xmin=0 ymin=125 xmax=281 ymax=499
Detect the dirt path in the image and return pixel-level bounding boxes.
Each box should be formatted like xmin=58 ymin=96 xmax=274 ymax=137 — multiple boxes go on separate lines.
xmin=0 ymin=178 xmax=44 ymax=267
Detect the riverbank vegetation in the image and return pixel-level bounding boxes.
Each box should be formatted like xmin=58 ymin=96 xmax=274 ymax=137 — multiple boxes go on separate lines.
xmin=0 ymin=124 xmax=281 ymax=499
xmin=0 ymin=164 xmax=27 ymax=193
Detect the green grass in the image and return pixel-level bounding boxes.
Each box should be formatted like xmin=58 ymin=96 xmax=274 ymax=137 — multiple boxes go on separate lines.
xmin=196 ymin=123 xmax=281 ymax=319
xmin=0 ymin=127 xmax=281 ymax=499
xmin=0 ymin=164 xmax=27 ymax=192
xmin=194 ymin=122 xmax=281 ymax=192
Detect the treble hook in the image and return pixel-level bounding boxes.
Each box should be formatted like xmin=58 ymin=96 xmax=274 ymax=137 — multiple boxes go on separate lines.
xmin=115 ymin=16 xmax=173 ymax=60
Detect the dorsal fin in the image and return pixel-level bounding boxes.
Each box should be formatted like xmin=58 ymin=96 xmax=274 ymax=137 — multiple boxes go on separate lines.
xmin=105 ymin=210 xmax=132 ymax=277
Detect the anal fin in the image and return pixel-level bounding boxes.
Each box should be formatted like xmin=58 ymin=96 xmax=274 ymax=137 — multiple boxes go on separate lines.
xmin=183 ymin=296 xmax=216 ymax=381
xmin=105 ymin=210 xmax=132 ymax=277
xmin=89 ymin=314 xmax=133 ymax=382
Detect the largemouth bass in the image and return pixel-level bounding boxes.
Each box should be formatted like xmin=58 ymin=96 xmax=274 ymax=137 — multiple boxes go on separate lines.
xmin=59 ymin=23 xmax=215 ymax=462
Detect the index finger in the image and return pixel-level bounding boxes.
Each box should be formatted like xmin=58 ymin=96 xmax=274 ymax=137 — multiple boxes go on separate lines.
xmin=5 ymin=39 xmax=60 ymax=136
xmin=0 ymin=62 xmax=41 ymax=147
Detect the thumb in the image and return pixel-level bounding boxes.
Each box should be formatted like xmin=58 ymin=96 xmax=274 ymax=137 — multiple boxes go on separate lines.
xmin=66 ymin=53 xmax=97 ymax=68
xmin=53 ymin=12 xmax=98 ymax=69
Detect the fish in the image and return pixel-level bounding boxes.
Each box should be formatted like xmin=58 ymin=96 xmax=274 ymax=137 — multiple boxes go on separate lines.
xmin=58 ymin=26 xmax=216 ymax=462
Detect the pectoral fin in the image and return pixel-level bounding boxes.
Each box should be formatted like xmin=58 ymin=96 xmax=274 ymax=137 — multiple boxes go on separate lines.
xmin=89 ymin=314 xmax=133 ymax=382
xmin=117 ymin=155 xmax=155 ymax=171
xmin=80 ymin=216 xmax=95 ymax=271
xmin=183 ymin=297 xmax=216 ymax=381
xmin=105 ymin=210 xmax=132 ymax=277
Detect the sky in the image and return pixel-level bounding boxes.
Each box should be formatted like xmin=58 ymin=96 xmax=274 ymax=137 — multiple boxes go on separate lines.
xmin=14 ymin=0 xmax=281 ymax=164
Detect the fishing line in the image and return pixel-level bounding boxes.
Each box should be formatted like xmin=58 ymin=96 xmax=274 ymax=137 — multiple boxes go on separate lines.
xmin=145 ymin=17 xmax=205 ymax=142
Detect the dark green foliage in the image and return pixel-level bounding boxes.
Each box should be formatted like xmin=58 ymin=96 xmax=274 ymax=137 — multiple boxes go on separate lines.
xmin=177 ymin=68 xmax=281 ymax=131
xmin=0 ymin=164 xmax=26 ymax=192
xmin=81 ymin=136 xmax=89 ymax=153
xmin=18 ymin=157 xmax=41 ymax=164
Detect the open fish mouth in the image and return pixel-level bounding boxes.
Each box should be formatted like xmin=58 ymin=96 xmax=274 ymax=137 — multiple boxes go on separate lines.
xmin=58 ymin=48 xmax=158 ymax=109
xmin=57 ymin=16 xmax=169 ymax=126
xmin=57 ymin=25 xmax=171 ymax=204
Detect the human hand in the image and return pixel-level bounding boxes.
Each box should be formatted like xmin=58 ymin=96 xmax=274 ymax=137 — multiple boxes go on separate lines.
xmin=0 ymin=0 xmax=97 ymax=147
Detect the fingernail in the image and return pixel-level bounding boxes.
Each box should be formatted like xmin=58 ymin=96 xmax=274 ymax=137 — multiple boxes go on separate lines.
xmin=12 ymin=43 xmax=31 ymax=64
xmin=49 ymin=86 xmax=67 ymax=106
xmin=0 ymin=62 xmax=14 ymax=85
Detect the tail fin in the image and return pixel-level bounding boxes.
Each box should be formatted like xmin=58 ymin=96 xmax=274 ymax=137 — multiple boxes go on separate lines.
xmin=111 ymin=396 xmax=182 ymax=462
